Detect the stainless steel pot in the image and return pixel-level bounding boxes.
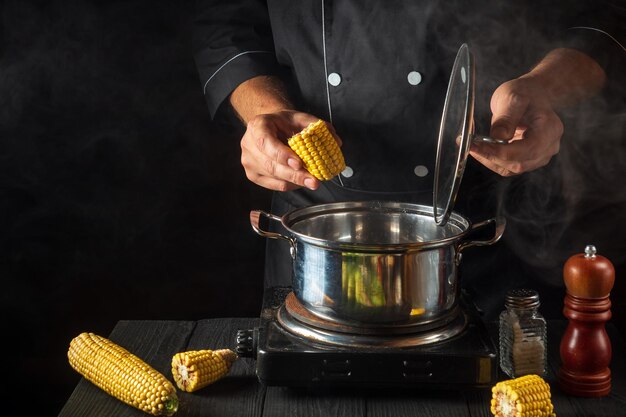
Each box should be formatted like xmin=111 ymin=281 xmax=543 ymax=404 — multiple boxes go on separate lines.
xmin=251 ymin=201 xmax=504 ymax=331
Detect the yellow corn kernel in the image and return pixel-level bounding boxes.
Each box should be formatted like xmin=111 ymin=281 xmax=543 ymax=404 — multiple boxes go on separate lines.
xmin=410 ymin=308 xmax=426 ymax=316
xmin=287 ymin=119 xmax=346 ymax=180
xmin=171 ymin=349 xmax=238 ymax=392
xmin=490 ymin=374 xmax=556 ymax=417
xmin=68 ymin=332 xmax=178 ymax=416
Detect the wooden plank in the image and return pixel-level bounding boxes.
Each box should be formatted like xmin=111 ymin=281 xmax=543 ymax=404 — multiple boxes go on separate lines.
xmin=58 ymin=320 xmax=195 ymax=417
xmin=173 ymin=318 xmax=266 ymax=417
xmin=57 ymin=318 xmax=626 ymax=417
xmin=463 ymin=388 xmax=493 ymax=417
xmin=368 ymin=388 xmax=473 ymax=417
xmin=263 ymin=385 xmax=473 ymax=417
xmin=262 ymin=386 xmax=366 ymax=417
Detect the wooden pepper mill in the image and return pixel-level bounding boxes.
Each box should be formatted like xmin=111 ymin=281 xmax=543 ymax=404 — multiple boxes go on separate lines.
xmin=559 ymin=245 xmax=615 ymax=397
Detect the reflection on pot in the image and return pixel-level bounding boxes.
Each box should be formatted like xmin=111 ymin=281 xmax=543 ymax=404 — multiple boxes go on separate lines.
xmin=251 ymin=201 xmax=505 ymax=330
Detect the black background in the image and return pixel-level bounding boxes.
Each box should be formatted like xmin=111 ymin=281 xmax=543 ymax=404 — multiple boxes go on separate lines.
xmin=1 ymin=2 xmax=624 ymax=416
xmin=1 ymin=1 xmax=268 ymax=415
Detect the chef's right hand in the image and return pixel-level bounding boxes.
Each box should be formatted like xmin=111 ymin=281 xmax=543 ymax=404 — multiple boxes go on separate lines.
xmin=240 ymin=110 xmax=322 ymax=192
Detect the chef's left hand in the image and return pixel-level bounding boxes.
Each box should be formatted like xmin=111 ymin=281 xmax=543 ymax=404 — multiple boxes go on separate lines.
xmin=470 ymin=76 xmax=564 ymax=177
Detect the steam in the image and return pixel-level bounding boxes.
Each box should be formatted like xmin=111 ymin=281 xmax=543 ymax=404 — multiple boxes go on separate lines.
xmin=2 ymin=2 xmax=623 ymax=307
xmin=445 ymin=2 xmax=626 ymax=280
xmin=500 ymin=97 xmax=626 ymax=281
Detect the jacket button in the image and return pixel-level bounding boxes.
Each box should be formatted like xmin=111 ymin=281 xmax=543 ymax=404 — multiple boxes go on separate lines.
xmin=407 ymin=71 xmax=422 ymax=85
xmin=341 ymin=166 xmax=354 ymax=178
xmin=414 ymin=165 xmax=429 ymax=177
xmin=328 ymin=72 xmax=342 ymax=86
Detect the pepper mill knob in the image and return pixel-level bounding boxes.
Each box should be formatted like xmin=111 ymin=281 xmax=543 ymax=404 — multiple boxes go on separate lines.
xmin=559 ymin=245 xmax=615 ymax=397
xmin=563 ymin=245 xmax=615 ymax=298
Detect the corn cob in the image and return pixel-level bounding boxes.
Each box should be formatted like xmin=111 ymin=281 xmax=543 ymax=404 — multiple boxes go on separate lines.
xmin=490 ymin=374 xmax=556 ymax=417
xmin=68 ymin=332 xmax=178 ymax=416
xmin=287 ymin=119 xmax=346 ymax=180
xmin=171 ymin=349 xmax=238 ymax=392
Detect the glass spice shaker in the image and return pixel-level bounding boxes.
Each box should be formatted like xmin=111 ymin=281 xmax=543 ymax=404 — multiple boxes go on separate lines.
xmin=499 ymin=288 xmax=547 ymax=378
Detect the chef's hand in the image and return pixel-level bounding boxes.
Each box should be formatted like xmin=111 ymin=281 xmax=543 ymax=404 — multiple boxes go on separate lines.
xmin=470 ymin=76 xmax=563 ymax=177
xmin=470 ymin=48 xmax=605 ymax=177
xmin=240 ymin=110 xmax=327 ymax=191
xmin=230 ymin=76 xmax=343 ymax=191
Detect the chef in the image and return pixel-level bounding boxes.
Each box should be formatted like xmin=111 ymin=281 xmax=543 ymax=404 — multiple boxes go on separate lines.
xmin=193 ymin=0 xmax=624 ymax=318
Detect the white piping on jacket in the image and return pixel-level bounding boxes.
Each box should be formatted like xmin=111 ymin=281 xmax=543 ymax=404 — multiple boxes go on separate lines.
xmin=203 ymin=50 xmax=273 ymax=95
xmin=321 ymin=0 xmax=333 ymax=123
xmin=569 ymin=26 xmax=626 ymax=52
xmin=321 ymin=0 xmax=344 ymax=186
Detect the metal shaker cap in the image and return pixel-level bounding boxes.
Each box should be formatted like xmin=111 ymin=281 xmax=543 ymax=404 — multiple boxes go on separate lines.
xmin=505 ymin=288 xmax=540 ymax=310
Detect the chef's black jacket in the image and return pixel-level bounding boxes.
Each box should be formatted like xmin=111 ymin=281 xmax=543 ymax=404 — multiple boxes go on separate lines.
xmin=193 ymin=0 xmax=625 ymax=318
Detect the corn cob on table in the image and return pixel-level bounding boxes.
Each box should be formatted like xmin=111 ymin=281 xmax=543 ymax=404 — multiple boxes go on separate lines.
xmin=59 ymin=318 xmax=626 ymax=417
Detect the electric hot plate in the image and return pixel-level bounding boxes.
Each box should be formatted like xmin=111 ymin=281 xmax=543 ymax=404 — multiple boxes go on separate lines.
xmin=236 ymin=287 xmax=498 ymax=389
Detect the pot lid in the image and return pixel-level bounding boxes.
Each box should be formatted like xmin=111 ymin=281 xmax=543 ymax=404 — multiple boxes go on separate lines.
xmin=433 ymin=44 xmax=475 ymax=226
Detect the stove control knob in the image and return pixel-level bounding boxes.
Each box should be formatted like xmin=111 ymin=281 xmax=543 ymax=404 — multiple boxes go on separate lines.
xmin=235 ymin=329 xmax=258 ymax=358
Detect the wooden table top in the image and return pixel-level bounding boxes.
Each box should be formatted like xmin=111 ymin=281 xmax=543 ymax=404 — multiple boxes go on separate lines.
xmin=58 ymin=318 xmax=625 ymax=417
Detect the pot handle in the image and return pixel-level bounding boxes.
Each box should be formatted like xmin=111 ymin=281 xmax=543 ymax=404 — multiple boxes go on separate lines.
xmin=250 ymin=210 xmax=296 ymax=254
xmin=457 ymin=216 xmax=506 ymax=256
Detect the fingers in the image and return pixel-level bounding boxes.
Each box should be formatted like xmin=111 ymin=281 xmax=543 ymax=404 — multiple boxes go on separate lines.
xmin=247 ymin=115 xmax=302 ymax=169
xmin=242 ymin=150 xmax=320 ymax=191
xmin=249 ymin=173 xmax=317 ymax=192
xmin=471 ymin=108 xmax=563 ymax=176
xmin=240 ymin=111 xmax=322 ymax=191
xmin=473 ymin=77 xmax=564 ymax=176
xmin=490 ymin=89 xmax=530 ymax=142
